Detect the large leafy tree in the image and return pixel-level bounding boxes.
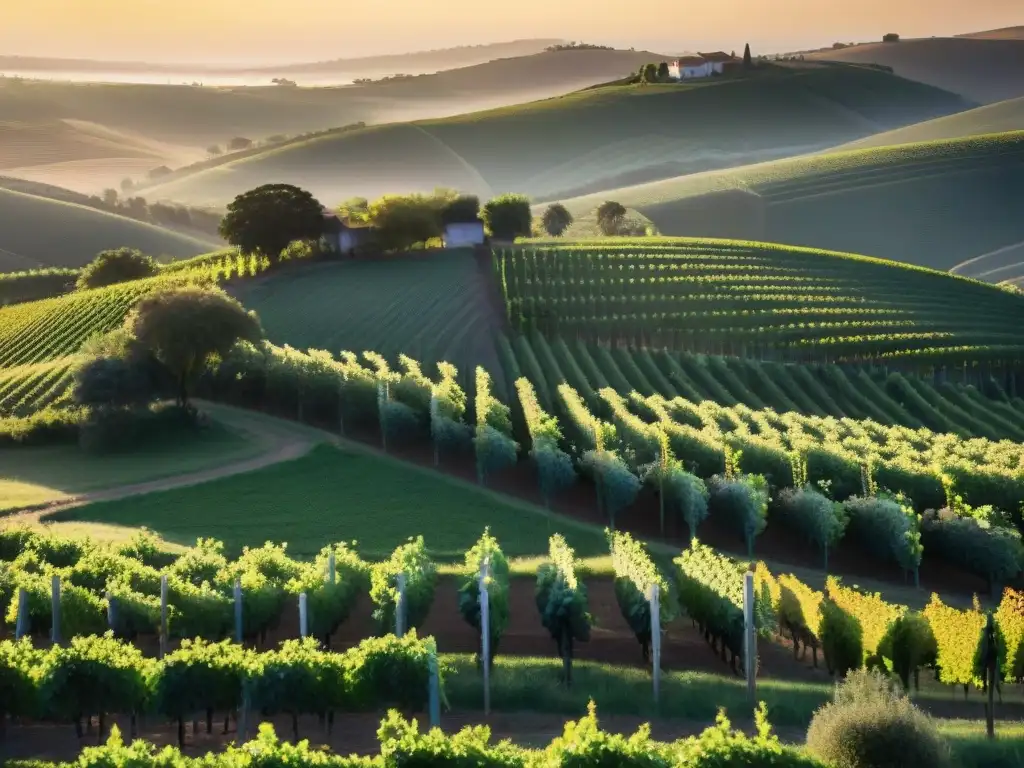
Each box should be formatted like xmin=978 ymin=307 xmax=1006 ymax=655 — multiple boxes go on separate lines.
xmin=368 ymin=194 xmax=444 ymax=251
xmin=126 ymin=287 xmax=263 ymax=408
xmin=541 ymin=203 xmax=574 ymax=237
xmin=596 ymin=201 xmax=626 ymax=236
xmin=219 ymin=184 xmax=325 ymax=259
xmin=481 ymin=194 xmax=532 ymax=241
xmin=441 ymin=194 xmax=481 ymax=225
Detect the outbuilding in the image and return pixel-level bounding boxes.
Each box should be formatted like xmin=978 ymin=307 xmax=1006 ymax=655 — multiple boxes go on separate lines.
xmin=443 ymin=221 xmax=486 ymax=248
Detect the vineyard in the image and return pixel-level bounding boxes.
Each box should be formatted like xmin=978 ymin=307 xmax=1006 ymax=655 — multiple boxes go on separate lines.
xmin=0 ymin=357 xmax=79 ymax=417
xmin=497 ymin=332 xmax=1024 ymax=442
xmin=494 ymin=241 xmax=1024 ymax=373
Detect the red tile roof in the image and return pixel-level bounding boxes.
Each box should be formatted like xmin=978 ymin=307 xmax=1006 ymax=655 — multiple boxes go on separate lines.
xmin=673 ymin=56 xmax=707 ymax=66
xmin=698 ymin=51 xmax=736 ymax=62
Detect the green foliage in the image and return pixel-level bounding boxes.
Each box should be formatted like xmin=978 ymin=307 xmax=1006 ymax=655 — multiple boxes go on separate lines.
xmin=582 ymin=449 xmax=641 ymax=529
xmin=76 ymin=248 xmax=158 ymax=291
xmin=608 ymin=530 xmax=675 ymax=658
xmin=541 ymin=700 xmax=673 ymax=766
xmin=541 ymin=203 xmax=574 ymax=237
xmin=367 ymin=193 xmax=445 ymax=251
xmin=376 ymin=709 xmax=525 ymax=766
xmin=774 ymin=487 xmax=848 ymax=569
xmin=708 ymin=474 xmax=769 ymax=556
xmin=923 ymin=594 xmax=986 ymax=690
xmin=535 ymin=535 xmax=592 ymax=671
xmin=249 ymin=637 xmax=347 ymax=718
xmin=842 ymin=494 xmax=922 ymax=583
xmin=457 ymin=530 xmax=511 ymax=661
xmin=219 ymin=184 xmax=326 ymax=260
xmin=369 ymin=536 xmax=437 ymax=635
xmin=126 ymin=286 xmax=263 ymax=407
xmin=668 ymin=467 xmax=710 ymax=540
xmin=344 ymin=631 xmax=435 ymax=712
xmin=806 ymin=669 xmax=951 ymax=768
xmin=474 ymin=424 xmax=519 ymax=484
xmin=596 ymin=201 xmax=627 ymax=236
xmin=38 ymin=634 xmax=152 ymax=721
xmin=819 ymin=599 xmax=863 ymax=678
xmin=287 ymin=543 xmax=368 ymax=642
xmin=674 ymin=703 xmax=824 ymax=766
xmin=921 ymin=509 xmax=1023 ymax=592
xmin=5 ymin=571 xmax=108 ymax=637
xmin=151 ymin=638 xmax=250 ymax=721
xmin=440 ymin=194 xmax=481 ymax=225
xmin=482 ymin=194 xmax=532 ymax=241
xmin=0 ymin=638 xmax=43 ymax=718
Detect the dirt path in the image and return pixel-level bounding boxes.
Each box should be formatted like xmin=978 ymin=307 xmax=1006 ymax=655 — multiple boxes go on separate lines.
xmin=4 ymin=404 xmax=318 ymax=524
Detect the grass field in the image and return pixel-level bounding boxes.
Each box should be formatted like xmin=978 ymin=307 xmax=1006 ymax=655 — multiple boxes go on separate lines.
xmin=48 ymin=443 xmax=610 ymax=560
xmin=0 ymin=186 xmax=214 ymax=271
xmin=804 ymin=36 xmax=1024 ymax=104
xmin=137 ymin=64 xmax=970 ymax=207
xmin=832 ymin=96 xmax=1024 ymax=150
xmin=555 ymin=131 xmax=1024 ymax=279
xmin=229 ymin=250 xmax=503 ymax=394
xmin=0 ymin=420 xmax=262 ymax=513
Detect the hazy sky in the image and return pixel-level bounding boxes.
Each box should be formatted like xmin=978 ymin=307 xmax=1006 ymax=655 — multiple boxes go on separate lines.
xmin=3 ymin=0 xmax=1020 ymax=64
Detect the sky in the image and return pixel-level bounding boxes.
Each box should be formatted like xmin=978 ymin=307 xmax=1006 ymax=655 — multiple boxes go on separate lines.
xmin=2 ymin=0 xmax=1020 ymax=65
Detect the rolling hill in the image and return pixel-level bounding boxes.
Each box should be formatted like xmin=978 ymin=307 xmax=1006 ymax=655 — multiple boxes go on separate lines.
xmin=958 ymin=27 xmax=1024 ymax=40
xmin=0 ymin=187 xmax=215 ymax=271
xmin=804 ymin=37 xmax=1024 ymax=104
xmin=831 ymin=96 xmax=1024 ymax=150
xmin=553 ymin=131 xmax=1024 ymax=282
xmin=136 ymin=64 xmax=971 ymax=208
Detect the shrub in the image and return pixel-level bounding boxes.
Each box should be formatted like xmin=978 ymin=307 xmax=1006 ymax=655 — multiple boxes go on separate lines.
xmin=774 ymin=486 xmax=847 ymax=570
xmin=457 ymin=530 xmax=510 ymax=664
xmin=842 ymin=494 xmax=922 ymax=585
xmin=76 ymin=248 xmax=157 ymax=290
xmin=0 ymin=408 xmax=84 ymax=447
xmin=676 ymin=703 xmax=824 ymax=766
xmin=708 ymin=474 xmax=769 ymax=556
xmin=369 ymin=537 xmax=437 ymax=635
xmin=481 ymin=194 xmax=532 ymax=241
xmin=879 ymin=611 xmax=937 ymax=690
xmin=667 ymin=467 xmax=709 ymax=540
xmin=921 ymin=509 xmax=1023 ymax=595
xmin=806 ymin=669 xmax=950 ymax=768
xmin=376 ymin=709 xmax=524 ymax=766
xmin=543 ymin=700 xmax=672 ymax=766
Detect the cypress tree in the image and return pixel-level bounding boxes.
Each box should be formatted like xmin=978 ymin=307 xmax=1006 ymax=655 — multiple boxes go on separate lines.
xmin=743 ymin=43 xmax=753 ymax=69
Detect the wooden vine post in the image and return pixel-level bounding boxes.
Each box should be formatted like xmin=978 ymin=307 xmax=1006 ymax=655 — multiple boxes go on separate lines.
xmin=299 ymin=592 xmax=309 ymax=639
xmin=51 ymin=575 xmax=61 ymax=644
xmin=743 ymin=565 xmax=757 ymax=706
xmin=234 ymin=577 xmax=243 ymax=643
xmin=159 ymin=575 xmax=169 ymax=658
xmin=427 ymin=636 xmax=441 ymax=728
xmin=14 ymin=588 xmax=29 ymax=640
xmin=395 ymin=572 xmax=407 ymax=637
xmin=649 ymin=582 xmax=661 ymax=705
xmin=479 ymin=557 xmax=491 ymax=715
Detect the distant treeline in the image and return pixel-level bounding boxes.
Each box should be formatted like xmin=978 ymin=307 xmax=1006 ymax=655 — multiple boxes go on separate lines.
xmin=545 ymin=42 xmax=615 ymax=51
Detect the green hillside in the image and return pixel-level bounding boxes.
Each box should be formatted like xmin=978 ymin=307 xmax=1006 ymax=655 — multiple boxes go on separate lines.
xmin=833 ymin=96 xmax=1024 ymax=150
xmin=229 ymin=249 xmax=503 ymax=394
xmin=139 ymin=64 xmax=971 ymax=207
xmin=554 ymin=131 xmax=1024 ymax=279
xmin=0 ymin=187 xmax=215 ymax=271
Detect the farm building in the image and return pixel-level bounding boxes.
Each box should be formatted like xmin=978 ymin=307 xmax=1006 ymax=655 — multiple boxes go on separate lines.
xmin=443 ymin=221 xmax=486 ymax=247
xmin=667 ymin=51 xmax=738 ymax=80
xmin=321 ymin=210 xmax=373 ymax=254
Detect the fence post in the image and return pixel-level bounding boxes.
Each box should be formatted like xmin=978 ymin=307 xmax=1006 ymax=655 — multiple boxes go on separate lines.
xmin=479 ymin=557 xmax=491 ymax=716
xmin=650 ymin=582 xmax=661 ymax=706
xmin=395 ymin=572 xmax=406 ymax=637
xmin=239 ymin=678 xmax=251 ymax=742
xmin=14 ymin=587 xmax=29 ymax=640
xmin=234 ymin=577 xmax=243 ymax=643
xmin=299 ymin=592 xmax=308 ymax=639
xmin=743 ymin=568 xmax=756 ymax=706
xmin=51 ymin=575 xmax=61 ymax=644
xmin=327 ymin=550 xmax=336 ymax=584
xmin=159 ymin=575 xmax=168 ymax=658
xmin=427 ymin=637 xmax=441 ymax=728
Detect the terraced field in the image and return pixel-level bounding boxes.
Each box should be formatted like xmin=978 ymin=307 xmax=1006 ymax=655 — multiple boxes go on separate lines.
xmin=554 ymin=131 xmax=1024 ymax=279
xmin=495 ymin=240 xmax=1024 ymax=371
xmin=229 ymin=250 xmax=504 ymax=395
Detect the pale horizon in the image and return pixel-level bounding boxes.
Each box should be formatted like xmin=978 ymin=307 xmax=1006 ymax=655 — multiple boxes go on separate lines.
xmin=2 ymin=0 xmax=1020 ymax=66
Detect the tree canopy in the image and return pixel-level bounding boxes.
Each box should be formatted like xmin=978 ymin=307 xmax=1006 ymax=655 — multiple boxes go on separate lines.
xmin=542 ymin=204 xmax=574 ymax=237
xmin=77 ymin=248 xmax=158 ymax=291
xmin=368 ymin=194 xmax=445 ymax=251
xmin=482 ymin=194 xmax=532 ymax=241
xmin=441 ymin=194 xmax=481 ymax=225
xmin=219 ymin=184 xmax=325 ymax=259
xmin=125 ymin=287 xmax=262 ymax=408
xmin=596 ymin=201 xmax=627 ymax=236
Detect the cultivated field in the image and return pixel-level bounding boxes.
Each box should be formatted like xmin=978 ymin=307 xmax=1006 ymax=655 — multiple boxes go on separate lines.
xmin=229 ymin=250 xmax=503 ymax=395
xmin=804 ymin=36 xmax=1024 ymax=104
xmin=555 ymin=132 xmax=1024 ymax=279
xmin=0 ymin=188 xmax=214 ymax=271
xmin=137 ymin=65 xmax=971 ymax=207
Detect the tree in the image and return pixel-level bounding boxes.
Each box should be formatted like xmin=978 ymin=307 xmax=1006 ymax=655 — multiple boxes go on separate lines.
xmin=482 ymin=194 xmax=532 ymax=241
xmin=147 ymin=166 xmax=172 ymax=179
xmin=206 ymin=144 xmax=222 ymax=156
xmin=743 ymin=43 xmax=753 ymax=69
xmin=102 ymin=189 xmax=119 ymax=207
xmin=883 ymin=33 xmax=900 ymax=43
xmin=219 ymin=184 xmax=326 ymax=259
xmin=120 ymin=178 xmax=134 ymax=192
xmin=596 ymin=201 xmax=626 ymax=236
xmin=126 ymin=287 xmax=262 ymax=408
xmin=368 ymin=194 xmax=444 ymax=251
xmin=441 ymin=194 xmax=481 ymax=225
xmin=76 ymin=248 xmax=158 ymax=290
xmin=542 ymin=203 xmax=574 ymax=237
xmin=656 ymin=62 xmax=669 ymax=82
xmin=641 ymin=63 xmax=658 ymax=83
xmin=228 ymin=137 xmax=253 ymax=151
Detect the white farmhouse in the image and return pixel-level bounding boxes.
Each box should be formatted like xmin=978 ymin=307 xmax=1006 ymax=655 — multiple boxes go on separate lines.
xmin=667 ymin=51 xmax=738 ymax=80
xmin=443 ymin=221 xmax=486 ymax=248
